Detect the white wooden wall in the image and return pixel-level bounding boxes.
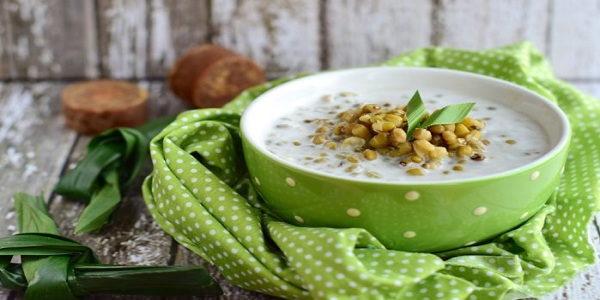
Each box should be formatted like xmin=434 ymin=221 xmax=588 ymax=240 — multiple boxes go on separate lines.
xmin=0 ymin=0 xmax=599 ymax=82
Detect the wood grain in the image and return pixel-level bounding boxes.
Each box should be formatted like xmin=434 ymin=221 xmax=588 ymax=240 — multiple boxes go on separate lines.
xmin=97 ymin=0 xmax=210 ymax=79
xmin=0 ymin=82 xmax=76 ymax=237
xmin=436 ymin=0 xmax=549 ymax=53
xmin=550 ymin=0 xmax=600 ymax=79
xmin=210 ymin=0 xmax=321 ymax=78
xmin=0 ymin=0 xmax=97 ymax=79
xmin=324 ymin=0 xmax=433 ymax=69
xmin=0 ymin=82 xmax=76 ymax=299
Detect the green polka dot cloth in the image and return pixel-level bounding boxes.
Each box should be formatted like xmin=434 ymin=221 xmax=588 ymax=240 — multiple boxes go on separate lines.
xmin=142 ymin=42 xmax=600 ymax=299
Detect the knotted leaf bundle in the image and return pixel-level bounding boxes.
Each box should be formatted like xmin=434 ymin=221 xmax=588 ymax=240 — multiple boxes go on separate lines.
xmin=55 ymin=116 xmax=175 ymax=233
xmin=0 ymin=193 xmax=222 ymax=299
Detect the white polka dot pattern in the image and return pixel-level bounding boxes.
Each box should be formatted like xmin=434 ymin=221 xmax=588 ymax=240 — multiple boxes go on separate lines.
xmin=142 ymin=42 xmax=600 ymax=299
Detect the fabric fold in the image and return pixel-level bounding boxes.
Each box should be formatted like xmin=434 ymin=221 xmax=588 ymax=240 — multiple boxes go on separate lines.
xmin=143 ymin=42 xmax=599 ymax=299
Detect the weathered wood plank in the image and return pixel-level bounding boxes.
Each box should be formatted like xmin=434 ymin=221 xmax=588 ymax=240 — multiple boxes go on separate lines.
xmin=146 ymin=0 xmax=211 ymax=76
xmin=324 ymin=0 xmax=433 ymax=69
xmin=210 ymin=0 xmax=321 ymax=78
xmin=0 ymin=0 xmax=97 ymax=79
xmin=97 ymin=0 xmax=210 ymax=79
xmin=0 ymin=82 xmax=77 ymax=299
xmin=0 ymin=1 xmax=10 ymax=77
xmin=436 ymin=0 xmax=549 ymax=53
xmin=0 ymin=82 xmax=77 ymax=236
xmin=550 ymin=0 xmax=600 ymax=80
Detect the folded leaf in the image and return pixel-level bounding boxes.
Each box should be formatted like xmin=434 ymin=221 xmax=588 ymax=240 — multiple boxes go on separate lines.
xmin=71 ymin=264 xmax=222 ymax=296
xmin=0 ymin=233 xmax=97 ymax=262
xmin=419 ymin=102 xmax=476 ymax=128
xmin=0 ymin=257 xmax=26 ymax=290
xmin=54 ymin=116 xmax=175 ymax=233
xmin=54 ymin=138 xmax=122 ymax=201
xmin=15 ymin=193 xmax=59 ymax=235
xmin=24 ymin=256 xmax=78 ymax=300
xmin=405 ymin=91 xmax=426 ymax=140
xmin=75 ymin=170 xmax=122 ymax=233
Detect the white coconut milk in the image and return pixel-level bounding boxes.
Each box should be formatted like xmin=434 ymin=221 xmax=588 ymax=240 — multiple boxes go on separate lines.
xmin=264 ymin=90 xmax=549 ymax=182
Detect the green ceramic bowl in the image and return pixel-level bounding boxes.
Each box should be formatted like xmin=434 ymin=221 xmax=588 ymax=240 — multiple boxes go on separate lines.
xmin=240 ymin=67 xmax=570 ymax=252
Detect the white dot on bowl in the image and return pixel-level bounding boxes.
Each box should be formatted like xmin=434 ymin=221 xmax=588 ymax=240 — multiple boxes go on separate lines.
xmin=403 ymin=231 xmax=416 ymax=239
xmin=519 ymin=212 xmax=529 ymax=220
xmin=473 ymin=206 xmax=488 ymax=216
xmin=464 ymin=241 xmax=476 ymax=246
xmin=405 ymin=191 xmax=420 ymax=201
xmin=530 ymin=171 xmax=540 ymax=181
xmin=294 ymin=215 xmax=304 ymax=223
xmin=346 ymin=208 xmax=361 ymax=217
xmin=285 ymin=177 xmax=296 ymax=187
xmin=254 ymin=176 xmax=261 ymax=185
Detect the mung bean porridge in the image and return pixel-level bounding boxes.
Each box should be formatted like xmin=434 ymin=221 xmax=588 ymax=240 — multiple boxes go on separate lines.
xmin=264 ymin=90 xmax=549 ymax=182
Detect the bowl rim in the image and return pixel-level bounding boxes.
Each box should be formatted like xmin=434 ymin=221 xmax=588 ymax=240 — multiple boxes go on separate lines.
xmin=240 ymin=66 xmax=571 ymax=185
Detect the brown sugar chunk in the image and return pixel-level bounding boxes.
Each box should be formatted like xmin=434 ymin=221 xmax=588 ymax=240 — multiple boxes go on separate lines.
xmin=61 ymin=80 xmax=148 ymax=135
xmin=168 ymin=44 xmax=265 ymax=108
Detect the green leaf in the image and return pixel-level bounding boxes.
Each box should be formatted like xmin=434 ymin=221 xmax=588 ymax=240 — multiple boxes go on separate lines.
xmin=75 ymin=170 xmax=121 ymax=233
xmin=419 ymin=102 xmax=476 ymax=129
xmin=55 ymin=116 xmax=176 ymax=232
xmin=71 ymin=264 xmax=222 ymax=296
xmin=55 ymin=128 xmax=149 ymax=232
xmin=24 ymin=256 xmax=78 ymax=300
xmin=0 ymin=233 xmax=97 ymax=263
xmin=54 ymin=139 xmax=122 ymax=201
xmin=14 ymin=193 xmax=65 ymax=293
xmin=405 ymin=91 xmax=426 ymax=140
xmin=0 ymin=257 xmax=27 ymax=290
xmin=14 ymin=193 xmax=59 ymax=235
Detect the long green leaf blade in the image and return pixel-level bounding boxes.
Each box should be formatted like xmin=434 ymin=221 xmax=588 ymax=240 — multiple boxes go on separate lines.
xmin=54 ymin=140 xmax=122 ymax=201
xmin=72 ymin=264 xmax=222 ymax=296
xmin=13 ymin=193 xmax=63 ymax=290
xmin=405 ymin=91 xmax=426 ymax=140
xmin=419 ymin=102 xmax=476 ymax=128
xmin=75 ymin=171 xmax=121 ymax=233
xmin=14 ymin=193 xmax=58 ymax=235
xmin=0 ymin=234 xmax=96 ymax=261
xmin=113 ymin=129 xmax=148 ymax=188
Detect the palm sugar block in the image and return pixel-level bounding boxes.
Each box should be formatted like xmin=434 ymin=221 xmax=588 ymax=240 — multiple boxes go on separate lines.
xmin=61 ymin=80 xmax=148 ymax=135
xmin=168 ymin=44 xmax=266 ymax=108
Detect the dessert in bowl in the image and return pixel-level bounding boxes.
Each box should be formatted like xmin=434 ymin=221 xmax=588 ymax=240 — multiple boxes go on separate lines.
xmin=240 ymin=67 xmax=570 ymax=252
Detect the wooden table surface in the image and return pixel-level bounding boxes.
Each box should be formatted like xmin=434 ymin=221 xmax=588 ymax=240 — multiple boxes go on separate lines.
xmin=0 ymin=80 xmax=599 ymax=300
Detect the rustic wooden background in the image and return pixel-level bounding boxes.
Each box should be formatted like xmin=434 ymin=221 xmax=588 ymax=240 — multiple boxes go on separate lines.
xmin=1 ymin=0 xmax=599 ymax=299
xmin=0 ymin=0 xmax=599 ymax=81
